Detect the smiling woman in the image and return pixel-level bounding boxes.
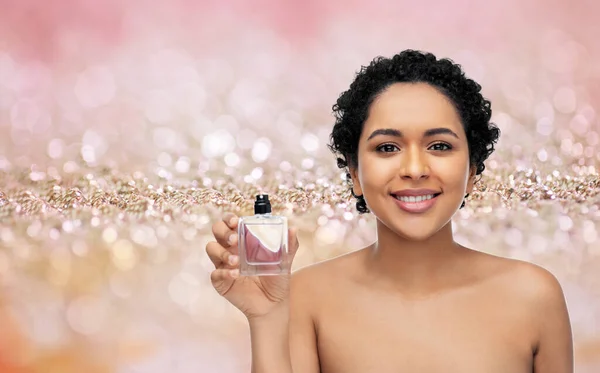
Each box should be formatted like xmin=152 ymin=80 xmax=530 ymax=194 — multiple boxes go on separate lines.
xmin=348 ymin=82 xmax=475 ymax=240
xmin=207 ymin=50 xmax=574 ymax=373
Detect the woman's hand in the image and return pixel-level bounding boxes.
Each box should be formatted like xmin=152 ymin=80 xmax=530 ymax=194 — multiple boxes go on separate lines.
xmin=206 ymin=213 xmax=300 ymax=320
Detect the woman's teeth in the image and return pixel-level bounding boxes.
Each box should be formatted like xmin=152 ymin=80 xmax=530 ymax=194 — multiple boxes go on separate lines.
xmin=395 ymin=194 xmax=436 ymax=203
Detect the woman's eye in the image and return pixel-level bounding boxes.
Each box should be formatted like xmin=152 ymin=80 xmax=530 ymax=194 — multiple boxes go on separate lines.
xmin=430 ymin=143 xmax=452 ymax=151
xmin=377 ymin=144 xmax=399 ymax=153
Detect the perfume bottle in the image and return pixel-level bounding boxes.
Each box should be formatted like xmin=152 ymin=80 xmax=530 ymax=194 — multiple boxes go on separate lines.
xmin=238 ymin=194 xmax=289 ymax=276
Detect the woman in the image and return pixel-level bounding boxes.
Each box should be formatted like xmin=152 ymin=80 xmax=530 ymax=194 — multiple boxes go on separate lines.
xmin=206 ymin=50 xmax=573 ymax=373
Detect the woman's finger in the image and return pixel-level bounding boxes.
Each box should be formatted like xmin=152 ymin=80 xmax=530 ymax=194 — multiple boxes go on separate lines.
xmin=222 ymin=213 xmax=239 ymax=230
xmin=212 ymin=219 xmax=238 ymax=248
xmin=210 ymin=268 xmax=239 ymax=295
xmin=206 ymin=241 xmax=238 ymax=268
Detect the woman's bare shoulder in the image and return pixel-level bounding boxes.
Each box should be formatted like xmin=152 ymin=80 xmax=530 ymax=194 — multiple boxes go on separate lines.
xmin=291 ymin=248 xmax=366 ymax=296
xmin=470 ymin=249 xmax=565 ymax=303
xmin=501 ymin=257 xmax=565 ymax=303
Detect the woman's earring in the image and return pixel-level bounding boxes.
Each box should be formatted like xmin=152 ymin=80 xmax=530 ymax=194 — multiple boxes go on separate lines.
xmin=351 ymin=187 xmax=363 ymax=198
xmin=460 ymin=193 xmax=470 ymax=209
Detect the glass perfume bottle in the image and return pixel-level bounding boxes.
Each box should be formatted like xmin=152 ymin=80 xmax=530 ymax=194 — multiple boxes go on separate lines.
xmin=238 ymin=194 xmax=289 ymax=276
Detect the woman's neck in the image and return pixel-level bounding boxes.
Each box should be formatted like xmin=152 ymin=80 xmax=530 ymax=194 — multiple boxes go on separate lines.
xmin=363 ymin=219 xmax=468 ymax=296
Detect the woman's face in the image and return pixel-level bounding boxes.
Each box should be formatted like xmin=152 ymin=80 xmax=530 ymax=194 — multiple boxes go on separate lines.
xmin=350 ymin=82 xmax=475 ymax=241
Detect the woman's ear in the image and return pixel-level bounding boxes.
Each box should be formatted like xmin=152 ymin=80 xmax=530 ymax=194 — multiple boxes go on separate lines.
xmin=349 ymin=166 xmax=363 ymax=197
xmin=466 ymin=165 xmax=477 ymax=194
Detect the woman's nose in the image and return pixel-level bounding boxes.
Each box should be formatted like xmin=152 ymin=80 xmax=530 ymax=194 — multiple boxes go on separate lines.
xmin=399 ymin=147 xmax=429 ymax=180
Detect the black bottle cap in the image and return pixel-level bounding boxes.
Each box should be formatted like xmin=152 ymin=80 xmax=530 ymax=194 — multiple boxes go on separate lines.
xmin=254 ymin=194 xmax=271 ymax=214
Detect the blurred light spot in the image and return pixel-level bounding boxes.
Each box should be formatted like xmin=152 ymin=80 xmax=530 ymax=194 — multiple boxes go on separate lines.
xmin=301 ymin=133 xmax=319 ymax=152
xmin=251 ymin=167 xmax=263 ymax=179
xmin=0 ymin=157 xmax=10 ymax=171
xmin=49 ymin=228 xmax=60 ymax=240
xmin=47 ymin=139 xmax=64 ymax=159
xmin=63 ymin=161 xmax=79 ymax=173
xmin=302 ymin=158 xmax=314 ymax=169
xmin=0 ymin=228 xmax=14 ymax=243
xmin=536 ymin=117 xmax=554 ymax=136
xmin=569 ymin=114 xmax=589 ymax=136
xmin=224 ymin=153 xmax=240 ymax=167
xmin=27 ymin=221 xmax=42 ymax=238
xmin=102 ymin=227 xmax=118 ymax=244
xmin=74 ymin=65 xmax=116 ymax=108
xmin=62 ymin=220 xmax=74 ymax=233
xmin=251 ymin=138 xmax=272 ymax=163
xmin=553 ymin=87 xmax=576 ymax=114
xmin=582 ymin=221 xmax=597 ymax=245
xmin=561 ymin=139 xmax=573 ymax=154
xmin=578 ymin=104 xmax=596 ymax=123
xmin=72 ymin=240 xmax=88 ymax=257
xmin=82 ymin=130 xmax=107 ymax=159
xmin=81 ymin=145 xmax=96 ymax=164
xmin=29 ymin=171 xmax=45 ymax=181
xmin=571 ymin=143 xmax=583 ymax=157
xmin=202 ymin=130 xmax=235 ymax=158
xmin=584 ymin=146 xmax=595 ymax=158
xmin=536 ymin=149 xmax=548 ymax=162
xmin=315 ymin=220 xmax=346 ymax=245
xmin=111 ymin=239 xmax=138 ymax=271
xmin=558 ymin=216 xmax=573 ymax=231
xmin=90 ymin=217 xmax=100 ymax=227
xmin=175 ymin=156 xmax=191 ymax=173
xmin=131 ymin=226 xmax=158 ymax=247
xmin=67 ymin=296 xmax=108 ymax=335
xmin=280 ymin=161 xmax=292 ymax=172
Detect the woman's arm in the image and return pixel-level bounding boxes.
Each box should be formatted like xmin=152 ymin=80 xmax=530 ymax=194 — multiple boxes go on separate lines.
xmin=250 ymin=269 xmax=320 ymax=373
xmin=249 ymin=303 xmax=293 ymax=373
xmin=530 ymin=266 xmax=574 ymax=373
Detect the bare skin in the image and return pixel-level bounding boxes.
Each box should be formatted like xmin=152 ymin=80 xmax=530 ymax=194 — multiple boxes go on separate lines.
xmin=290 ymin=245 xmax=572 ymax=373
xmin=206 ymin=82 xmax=573 ymax=373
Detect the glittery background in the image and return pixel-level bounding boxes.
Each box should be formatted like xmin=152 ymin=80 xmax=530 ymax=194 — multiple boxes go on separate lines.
xmin=0 ymin=1 xmax=599 ymax=372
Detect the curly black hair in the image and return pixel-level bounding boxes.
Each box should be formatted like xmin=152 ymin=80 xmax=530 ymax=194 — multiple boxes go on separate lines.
xmin=328 ymin=50 xmax=500 ymax=213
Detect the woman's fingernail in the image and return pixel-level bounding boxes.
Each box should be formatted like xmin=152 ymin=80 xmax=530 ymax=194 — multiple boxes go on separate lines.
xmin=230 ymin=269 xmax=240 ymax=278
xmin=227 ymin=234 xmax=237 ymax=246
xmin=228 ymin=255 xmax=238 ymax=265
xmin=230 ymin=217 xmax=238 ymax=226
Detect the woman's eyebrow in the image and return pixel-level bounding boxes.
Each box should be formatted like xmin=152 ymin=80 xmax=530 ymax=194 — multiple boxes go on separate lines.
xmin=367 ymin=127 xmax=459 ymax=141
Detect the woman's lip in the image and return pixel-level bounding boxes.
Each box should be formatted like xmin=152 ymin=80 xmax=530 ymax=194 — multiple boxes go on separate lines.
xmin=391 ymin=193 xmax=441 ymax=213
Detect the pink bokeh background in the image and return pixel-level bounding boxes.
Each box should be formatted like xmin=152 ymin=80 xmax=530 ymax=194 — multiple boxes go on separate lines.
xmin=1 ymin=1 xmax=599 ymax=372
